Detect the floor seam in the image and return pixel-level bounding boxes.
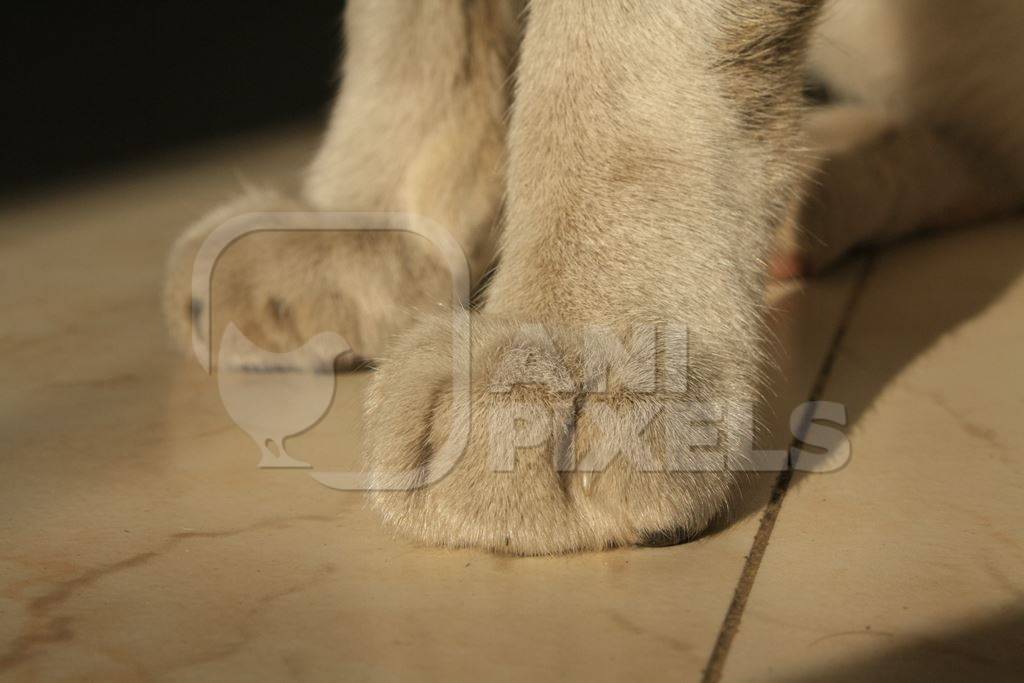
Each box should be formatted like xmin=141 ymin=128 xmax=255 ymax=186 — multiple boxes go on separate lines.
xmin=701 ymin=256 xmax=877 ymax=683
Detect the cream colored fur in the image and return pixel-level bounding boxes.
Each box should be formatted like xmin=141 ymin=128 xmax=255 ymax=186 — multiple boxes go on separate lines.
xmin=790 ymin=0 xmax=1024 ymax=270
xmin=165 ymin=0 xmax=522 ymax=363
xmin=165 ymin=0 xmax=1023 ymax=554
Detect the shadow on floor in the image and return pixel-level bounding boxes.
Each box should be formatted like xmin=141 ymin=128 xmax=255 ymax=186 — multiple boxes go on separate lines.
xmin=788 ymin=607 xmax=1024 ymax=683
xmin=725 ymin=218 xmax=1024 ymax=528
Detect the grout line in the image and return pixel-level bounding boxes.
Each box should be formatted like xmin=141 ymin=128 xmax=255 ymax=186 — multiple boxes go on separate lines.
xmin=702 ymin=256 xmax=877 ymax=683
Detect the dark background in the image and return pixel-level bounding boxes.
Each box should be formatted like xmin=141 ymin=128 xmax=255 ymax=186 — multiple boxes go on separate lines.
xmin=3 ymin=3 xmax=345 ymax=195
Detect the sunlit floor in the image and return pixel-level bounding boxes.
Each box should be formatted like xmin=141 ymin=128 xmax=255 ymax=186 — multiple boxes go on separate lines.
xmin=2 ymin=124 xmax=1022 ymax=681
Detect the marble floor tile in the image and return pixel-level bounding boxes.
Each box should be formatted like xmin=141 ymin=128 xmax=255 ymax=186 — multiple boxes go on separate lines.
xmin=0 ymin=126 xmax=860 ymax=681
xmin=720 ymin=221 xmax=1024 ymax=682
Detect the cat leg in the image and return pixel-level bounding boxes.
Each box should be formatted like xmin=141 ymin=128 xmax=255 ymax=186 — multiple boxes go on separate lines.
xmin=780 ymin=104 xmax=1022 ymax=276
xmin=165 ymin=0 xmax=524 ymax=366
xmin=365 ymin=0 xmax=826 ymax=554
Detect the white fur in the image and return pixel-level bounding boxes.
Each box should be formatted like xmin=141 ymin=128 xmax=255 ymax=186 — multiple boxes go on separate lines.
xmin=166 ymin=0 xmax=1022 ymax=554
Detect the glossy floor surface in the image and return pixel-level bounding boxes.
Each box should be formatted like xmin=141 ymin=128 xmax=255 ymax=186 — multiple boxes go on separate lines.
xmin=2 ymin=125 xmax=1022 ymax=681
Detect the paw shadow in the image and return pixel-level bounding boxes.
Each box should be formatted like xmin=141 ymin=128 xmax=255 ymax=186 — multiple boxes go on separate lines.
xmin=715 ymin=218 xmax=1024 ymax=533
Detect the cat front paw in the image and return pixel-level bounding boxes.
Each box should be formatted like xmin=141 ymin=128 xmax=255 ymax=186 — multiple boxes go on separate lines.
xmin=365 ymin=314 xmax=752 ymax=555
xmin=163 ymin=191 xmax=456 ymax=370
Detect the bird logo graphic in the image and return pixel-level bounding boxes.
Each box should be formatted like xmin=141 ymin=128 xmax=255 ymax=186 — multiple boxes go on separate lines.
xmin=188 ymin=210 xmax=473 ymax=488
xmin=216 ymin=323 xmax=351 ymax=469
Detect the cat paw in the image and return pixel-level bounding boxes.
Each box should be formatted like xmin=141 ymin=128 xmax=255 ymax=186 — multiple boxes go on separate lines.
xmin=163 ymin=190 xmax=456 ymax=370
xmin=365 ymin=314 xmax=750 ymax=555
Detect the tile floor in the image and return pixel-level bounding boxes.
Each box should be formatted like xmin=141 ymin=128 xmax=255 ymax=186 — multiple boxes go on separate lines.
xmin=1 ymin=125 xmax=1021 ymax=682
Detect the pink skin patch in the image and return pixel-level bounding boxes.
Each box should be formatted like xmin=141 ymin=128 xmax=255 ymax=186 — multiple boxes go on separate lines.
xmin=771 ymin=252 xmax=806 ymax=280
